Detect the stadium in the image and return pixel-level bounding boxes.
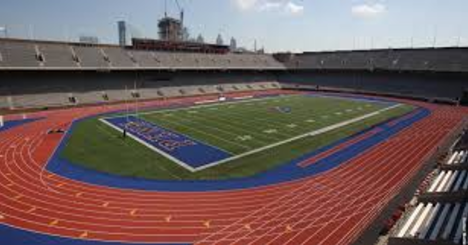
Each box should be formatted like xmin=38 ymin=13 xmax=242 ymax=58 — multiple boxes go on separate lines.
xmin=1 ymin=1 xmax=468 ymax=245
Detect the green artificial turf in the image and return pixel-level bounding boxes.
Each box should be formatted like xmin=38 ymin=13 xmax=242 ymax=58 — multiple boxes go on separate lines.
xmin=61 ymin=95 xmax=415 ymax=180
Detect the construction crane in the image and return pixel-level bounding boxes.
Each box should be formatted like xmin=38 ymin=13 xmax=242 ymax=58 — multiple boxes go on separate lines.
xmin=164 ymin=0 xmax=184 ymax=26
xmin=175 ymin=0 xmax=184 ymax=27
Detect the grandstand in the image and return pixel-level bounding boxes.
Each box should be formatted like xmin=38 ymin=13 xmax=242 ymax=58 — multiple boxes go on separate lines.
xmin=279 ymin=48 xmax=468 ymax=72
xmin=0 ymin=38 xmax=284 ymax=70
xmin=276 ymin=48 xmax=468 ymax=103
xmin=0 ymin=35 xmax=468 ymax=245
xmin=1 ymin=38 xmax=468 ymax=111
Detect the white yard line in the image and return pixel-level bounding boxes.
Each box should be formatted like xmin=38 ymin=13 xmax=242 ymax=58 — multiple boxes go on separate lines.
xmin=99 ymin=118 xmax=198 ymax=172
xmin=149 ymin=116 xmax=250 ymax=151
xmin=95 ymin=123 xmax=182 ymax=179
xmin=193 ymin=103 xmax=402 ymax=171
xmin=102 ymin=94 xmax=294 ymax=119
xmin=173 ymin=111 xmax=289 ymax=141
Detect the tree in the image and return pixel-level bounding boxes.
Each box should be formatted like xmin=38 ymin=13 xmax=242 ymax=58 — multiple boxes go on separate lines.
xmin=196 ymin=34 xmax=205 ymax=43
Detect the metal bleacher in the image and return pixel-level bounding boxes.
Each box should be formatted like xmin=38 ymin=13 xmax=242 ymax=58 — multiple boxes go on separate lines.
xmin=446 ymin=150 xmax=468 ymax=166
xmin=389 ymin=132 xmax=468 ymax=245
xmin=427 ymin=170 xmax=468 ymax=193
xmin=394 ymin=202 xmax=468 ymax=244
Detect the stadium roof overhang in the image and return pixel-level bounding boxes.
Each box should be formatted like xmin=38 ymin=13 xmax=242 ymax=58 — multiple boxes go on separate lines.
xmin=0 ymin=67 xmax=287 ymax=72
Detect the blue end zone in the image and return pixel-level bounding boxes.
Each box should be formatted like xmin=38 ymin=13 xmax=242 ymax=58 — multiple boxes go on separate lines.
xmin=0 ymin=224 xmax=190 ymax=245
xmin=103 ymin=116 xmax=232 ymax=169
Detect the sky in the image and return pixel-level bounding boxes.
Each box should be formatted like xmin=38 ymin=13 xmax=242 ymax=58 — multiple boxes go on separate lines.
xmin=0 ymin=0 xmax=467 ymax=52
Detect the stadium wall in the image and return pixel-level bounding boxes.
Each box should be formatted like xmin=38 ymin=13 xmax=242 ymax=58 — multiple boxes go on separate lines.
xmin=277 ymin=70 xmax=468 ymax=102
xmin=0 ymin=70 xmax=279 ymax=110
xmin=0 ymin=70 xmax=276 ymax=95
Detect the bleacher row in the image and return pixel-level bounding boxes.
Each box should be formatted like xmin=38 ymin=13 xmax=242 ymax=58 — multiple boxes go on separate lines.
xmin=390 ymin=142 xmax=468 ymax=245
xmin=395 ymin=202 xmax=467 ymax=244
xmin=4 ymin=38 xmax=468 ymax=73
xmin=446 ymin=151 xmax=468 ymax=166
xmin=427 ymin=170 xmax=468 ymax=193
xmin=0 ymin=82 xmax=280 ymax=109
xmin=0 ymin=39 xmax=285 ymax=70
xmin=282 ymin=48 xmax=468 ymax=72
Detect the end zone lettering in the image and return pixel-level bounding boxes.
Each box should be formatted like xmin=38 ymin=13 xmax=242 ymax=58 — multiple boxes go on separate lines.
xmin=120 ymin=120 xmax=197 ymax=152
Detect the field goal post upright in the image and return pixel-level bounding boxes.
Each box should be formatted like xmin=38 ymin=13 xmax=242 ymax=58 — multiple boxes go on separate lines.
xmin=133 ymin=71 xmax=142 ymax=122
xmin=134 ymin=79 xmax=140 ymax=121
xmin=218 ymin=85 xmax=226 ymax=102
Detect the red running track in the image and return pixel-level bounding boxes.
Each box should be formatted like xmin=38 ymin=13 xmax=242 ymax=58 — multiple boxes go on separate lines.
xmin=0 ymin=92 xmax=467 ymax=245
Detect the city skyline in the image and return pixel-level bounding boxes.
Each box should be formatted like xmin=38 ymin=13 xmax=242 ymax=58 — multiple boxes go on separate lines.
xmin=0 ymin=0 xmax=467 ymax=52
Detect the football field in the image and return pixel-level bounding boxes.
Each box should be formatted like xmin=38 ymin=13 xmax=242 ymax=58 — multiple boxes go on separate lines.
xmin=62 ymin=94 xmax=415 ymax=180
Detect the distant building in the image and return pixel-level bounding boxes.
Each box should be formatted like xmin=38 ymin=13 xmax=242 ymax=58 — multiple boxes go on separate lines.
xmin=79 ymin=36 xmax=99 ymax=44
xmin=131 ymin=38 xmax=230 ymax=54
xmin=230 ymin=37 xmax=237 ymax=51
xmin=216 ymin=34 xmax=224 ymax=46
xmin=118 ymin=21 xmax=127 ymax=46
xmin=196 ymin=34 xmax=205 ymax=44
xmin=158 ymin=17 xmax=183 ymax=42
xmin=182 ymin=27 xmax=190 ymax=41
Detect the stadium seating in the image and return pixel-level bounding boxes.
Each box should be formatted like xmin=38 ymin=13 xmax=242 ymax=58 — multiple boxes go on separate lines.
xmin=0 ymin=95 xmax=9 ymax=109
xmin=390 ymin=125 xmax=468 ymax=245
xmin=0 ymin=40 xmax=40 ymax=67
xmin=1 ymin=38 xmax=468 ymax=108
xmin=446 ymin=150 xmax=468 ymax=166
xmin=427 ymin=170 xmax=468 ymax=193
xmin=10 ymin=93 xmax=70 ymax=108
xmin=130 ymin=50 xmax=160 ymax=68
xmin=395 ymin=202 xmax=467 ymax=243
xmin=103 ymin=47 xmax=136 ymax=68
xmin=106 ymin=89 xmax=133 ymax=102
xmin=73 ymin=45 xmax=110 ymax=68
xmin=0 ymin=39 xmax=285 ymax=70
xmin=39 ymin=43 xmax=78 ymax=68
xmin=74 ymin=91 xmax=107 ymax=105
xmin=2 ymin=39 xmax=468 ymax=72
xmin=284 ymin=47 xmax=468 ymax=73
xmin=281 ymin=72 xmax=467 ymax=101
